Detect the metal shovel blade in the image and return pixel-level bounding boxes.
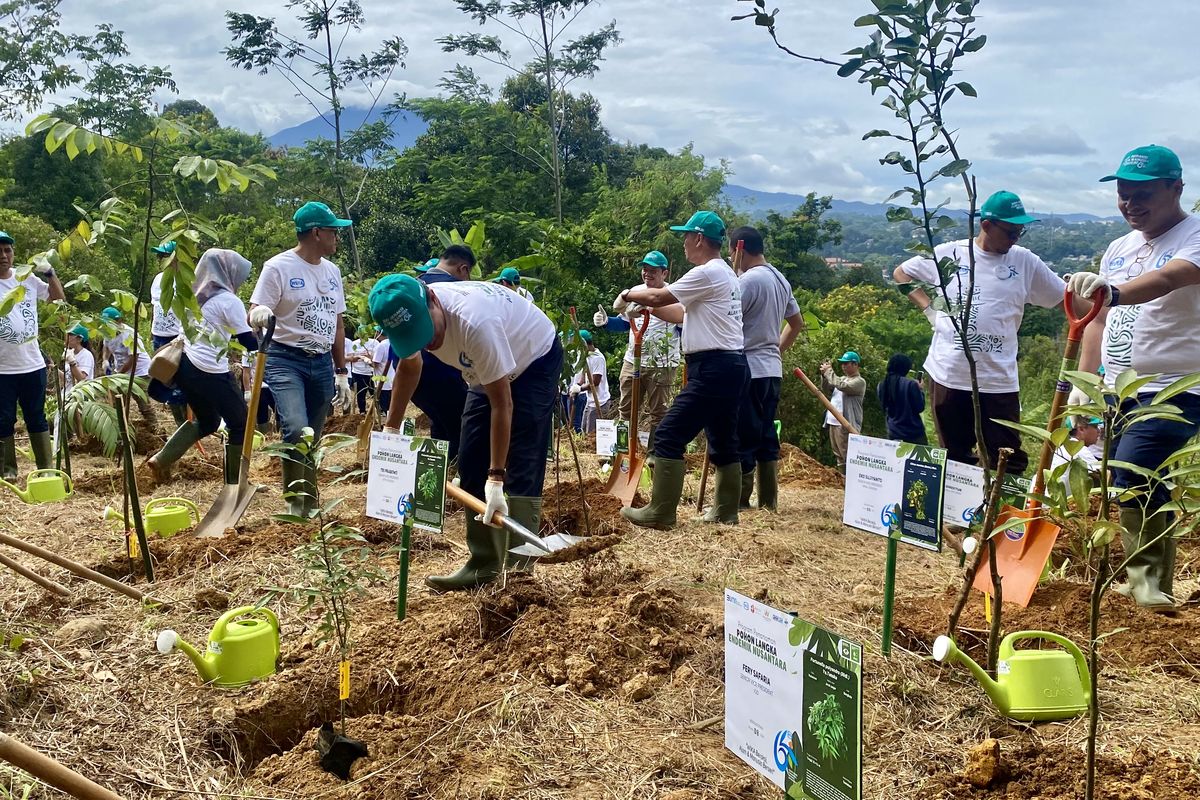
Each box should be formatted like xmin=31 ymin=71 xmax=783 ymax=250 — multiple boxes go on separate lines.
xmin=972 ymin=505 xmax=1059 ymax=607
xmin=509 ymin=533 xmax=585 ymax=557
xmin=194 ymin=482 xmax=261 ymax=538
xmin=604 ymin=452 xmax=643 ymax=507
xmin=445 ymin=482 xmax=582 ymax=556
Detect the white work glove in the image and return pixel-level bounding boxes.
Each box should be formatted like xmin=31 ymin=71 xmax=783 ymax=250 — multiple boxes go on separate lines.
xmin=569 ymin=383 xmax=582 ymax=396
xmin=1067 ymin=386 xmax=1091 ymax=410
xmin=33 ymin=263 xmax=55 ymax=279
xmin=592 ymin=304 xmax=608 ymax=327
xmin=249 ymin=305 xmax=273 ymax=329
xmin=612 ymin=291 xmax=631 ymax=314
xmin=479 ymin=478 xmax=507 ymax=527
xmin=383 ymin=425 xmax=400 ymax=434
xmin=1067 ymin=272 xmax=1112 ymax=305
xmin=243 ymin=390 xmax=252 ymax=404
xmin=922 ymin=305 xmax=938 ymax=326
xmin=334 ymin=374 xmax=352 ymax=412
xmin=64 ymin=350 xmax=76 ymax=366
xmin=624 ymin=301 xmax=646 ymax=319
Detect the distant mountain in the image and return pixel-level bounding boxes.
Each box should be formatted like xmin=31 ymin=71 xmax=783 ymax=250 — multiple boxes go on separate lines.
xmin=722 ymin=183 xmax=1117 ymax=224
xmin=268 ymin=106 xmax=428 ymax=151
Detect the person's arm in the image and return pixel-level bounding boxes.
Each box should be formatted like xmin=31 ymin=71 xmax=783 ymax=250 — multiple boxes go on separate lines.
xmin=333 ymin=314 xmax=346 ymax=370
xmin=829 ymin=373 xmax=867 ymax=396
xmin=382 ymin=355 xmax=423 ymax=430
xmin=909 ymin=378 xmax=925 ymax=413
xmin=1114 ymin=259 xmax=1200 ymax=305
xmin=603 ymin=315 xmax=631 ymax=333
xmin=45 ymin=272 xmax=64 ymax=302
xmin=780 ymin=312 xmax=803 ymax=352
xmin=893 ymin=263 xmax=934 ymax=310
xmin=622 ymin=286 xmax=679 ymax=308
xmin=651 ymin=304 xmax=684 ymax=324
xmin=481 ymin=378 xmax=512 ymax=472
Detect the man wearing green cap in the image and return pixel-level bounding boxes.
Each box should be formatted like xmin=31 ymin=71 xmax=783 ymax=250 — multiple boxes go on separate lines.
xmin=249 ymin=201 xmax=353 ymax=515
xmin=571 ymin=330 xmax=610 ymax=433
xmin=1069 ymin=144 xmax=1200 ymax=610
xmin=593 ymin=250 xmax=682 ymax=454
xmin=370 ymin=275 xmax=562 ymax=591
xmin=493 ymin=267 xmax=534 ymax=302
xmin=148 ymin=241 xmax=188 ymax=425
xmin=893 ymin=189 xmax=1065 ymax=474
xmin=100 ymin=306 xmax=157 ymax=423
xmin=821 ymin=352 xmax=866 ymax=471
xmin=0 ymin=230 xmax=65 ymax=479
xmin=616 ymin=211 xmax=749 ymax=528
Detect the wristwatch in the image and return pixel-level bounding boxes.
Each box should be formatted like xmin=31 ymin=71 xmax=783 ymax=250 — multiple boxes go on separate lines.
xmin=335 ymin=367 xmax=348 ymax=375
xmin=487 ymin=468 xmax=507 ymax=480
xmin=1107 ymin=286 xmax=1121 ymax=307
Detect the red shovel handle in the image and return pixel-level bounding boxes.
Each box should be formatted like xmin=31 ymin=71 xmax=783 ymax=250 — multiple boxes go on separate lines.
xmin=630 ymin=308 xmax=650 ymax=346
xmin=1064 ymin=288 xmax=1103 ymax=341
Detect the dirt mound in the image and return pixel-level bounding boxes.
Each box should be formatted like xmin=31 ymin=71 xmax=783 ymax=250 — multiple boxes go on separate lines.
xmin=541 ymin=477 xmax=635 ymax=538
xmin=778 ymin=443 xmax=843 ymax=488
xmin=70 ymin=422 xmax=163 ymax=458
xmin=320 ymin=413 xmax=367 ymax=436
xmin=134 ymin=456 xmax=223 ymax=489
xmin=923 ymin=740 xmax=1200 ymax=798
xmin=215 ymin=552 xmax=706 ymax=790
xmin=893 ymin=580 xmax=1200 ymax=676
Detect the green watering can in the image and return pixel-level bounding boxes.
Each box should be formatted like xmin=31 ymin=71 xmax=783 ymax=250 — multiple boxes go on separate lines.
xmin=156 ymin=606 xmax=280 ymax=688
xmin=933 ymin=631 xmax=1091 ymax=721
xmin=103 ymin=497 xmax=199 ymax=537
xmin=0 ymin=469 xmax=73 ymax=504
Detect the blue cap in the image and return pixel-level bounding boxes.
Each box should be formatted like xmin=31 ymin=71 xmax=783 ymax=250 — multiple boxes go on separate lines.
xmin=152 ymin=241 xmax=176 ymax=255
xmin=293 ymin=201 xmax=352 ymax=233
xmin=492 ymin=267 xmax=521 ymax=284
xmin=669 ymin=210 xmax=726 ymax=240
xmin=101 ymin=307 xmax=122 ymax=321
xmin=639 ymin=250 xmax=669 ymax=269
xmin=838 ymin=351 xmax=860 ymax=363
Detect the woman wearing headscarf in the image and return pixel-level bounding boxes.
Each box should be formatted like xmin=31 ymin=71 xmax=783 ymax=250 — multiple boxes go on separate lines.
xmin=877 ymin=353 xmax=927 ymax=445
xmin=146 ymin=249 xmax=258 ymax=483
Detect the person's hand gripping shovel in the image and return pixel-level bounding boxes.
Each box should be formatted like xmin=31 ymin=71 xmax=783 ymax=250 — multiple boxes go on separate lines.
xmin=444 ymin=482 xmax=583 ymax=556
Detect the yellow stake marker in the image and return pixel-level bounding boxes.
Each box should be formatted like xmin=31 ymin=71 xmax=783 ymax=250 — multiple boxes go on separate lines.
xmin=339 ymin=660 xmax=351 ymax=701
xmin=127 ymin=532 xmax=139 ymax=560
xmin=984 ymin=593 xmax=992 ymax=625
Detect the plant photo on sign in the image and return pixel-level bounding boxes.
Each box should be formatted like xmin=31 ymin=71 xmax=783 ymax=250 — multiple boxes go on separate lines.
xmin=416 ymin=466 xmax=439 ymax=503
xmin=806 ymin=694 xmax=846 ymax=762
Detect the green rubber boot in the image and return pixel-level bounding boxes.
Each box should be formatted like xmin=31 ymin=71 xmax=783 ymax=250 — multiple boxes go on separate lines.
xmin=169 ymin=404 xmax=188 ymax=426
xmin=621 ymin=457 xmax=685 ymax=530
xmin=739 ymin=468 xmax=755 ymax=509
xmin=0 ymin=437 xmax=16 ymax=480
xmin=756 ymin=460 xmax=779 ymax=511
xmin=1118 ymin=507 xmax=1175 ymax=610
xmin=503 ymin=496 xmax=542 ymax=576
xmin=426 ymin=513 xmax=504 ymax=592
xmin=147 ymin=422 xmax=200 ymax=482
xmin=29 ymin=431 xmax=54 ymax=471
xmin=701 ymin=463 xmax=743 ymax=524
xmin=302 ymin=461 xmax=319 ymax=516
xmin=280 ymin=456 xmax=309 ymax=518
xmin=223 ymin=443 xmax=241 ymax=485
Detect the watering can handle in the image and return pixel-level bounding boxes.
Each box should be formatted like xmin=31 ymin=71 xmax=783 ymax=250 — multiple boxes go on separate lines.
xmin=145 ymin=497 xmax=200 ymax=523
xmin=1000 ymin=630 xmax=1091 ymax=702
xmin=210 ymin=606 xmax=280 ymax=641
xmin=30 ymin=469 xmax=72 ymax=494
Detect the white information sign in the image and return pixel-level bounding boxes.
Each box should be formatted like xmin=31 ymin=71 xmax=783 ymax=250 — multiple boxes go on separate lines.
xmin=366 ymin=432 xmax=448 ymax=532
xmin=944 ymin=460 xmax=985 ymax=528
xmin=596 ymin=419 xmax=617 ymax=456
xmin=842 ymin=434 xmax=906 ymax=536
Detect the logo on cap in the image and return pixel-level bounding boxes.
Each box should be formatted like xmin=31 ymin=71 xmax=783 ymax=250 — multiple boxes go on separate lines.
xmin=382 ymin=307 xmax=413 ymax=327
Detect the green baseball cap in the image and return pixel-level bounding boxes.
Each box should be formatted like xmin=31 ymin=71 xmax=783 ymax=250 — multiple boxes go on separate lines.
xmin=639 ymin=250 xmax=669 ymax=269
xmin=101 ymin=306 xmax=122 ymax=320
xmin=669 ymin=210 xmax=726 ymax=240
xmin=579 ymin=329 xmax=593 ymax=343
xmin=293 ymin=201 xmax=352 ymax=233
xmin=368 ymin=274 xmax=433 ymax=359
xmin=492 ymin=267 xmax=521 ymax=284
xmin=415 ymin=258 xmax=439 ymax=274
xmin=1068 ymin=415 xmax=1103 ymax=429
xmin=1100 ymin=145 xmax=1182 ymax=183
xmin=837 ymin=351 xmax=860 ymax=363
xmin=980 ymin=190 xmax=1039 ymax=225
xmin=68 ymin=323 xmax=89 ymax=343
xmin=152 ymin=241 xmax=176 ymax=255
xmin=0 ymin=231 xmax=14 ymax=245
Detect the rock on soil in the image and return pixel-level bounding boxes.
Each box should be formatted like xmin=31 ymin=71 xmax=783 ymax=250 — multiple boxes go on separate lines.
xmin=54 ymin=617 xmax=109 ymax=646
xmin=963 ymin=738 xmax=1002 ymax=788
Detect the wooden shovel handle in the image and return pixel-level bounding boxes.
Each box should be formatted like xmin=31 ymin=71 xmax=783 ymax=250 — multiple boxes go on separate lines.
xmin=793 ymin=367 xmax=859 ymax=435
xmin=0 ymin=532 xmax=169 ymax=608
xmin=0 ymin=731 xmax=126 ymax=800
xmin=445 ymin=481 xmax=506 ymax=529
xmin=0 ymin=552 xmax=71 ymax=597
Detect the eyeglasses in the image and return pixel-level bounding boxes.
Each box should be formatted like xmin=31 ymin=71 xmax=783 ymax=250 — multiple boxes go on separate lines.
xmin=993 ymin=223 xmax=1026 ymax=240
xmin=1127 ymin=242 xmax=1154 ymax=277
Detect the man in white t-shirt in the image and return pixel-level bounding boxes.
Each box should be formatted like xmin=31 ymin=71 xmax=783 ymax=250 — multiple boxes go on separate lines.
xmin=593 ymin=250 xmax=682 ymax=457
xmin=371 ymin=275 xmax=563 ymax=591
xmin=616 ymin=210 xmax=749 ymax=528
xmin=148 ymin=241 xmax=188 ymax=425
xmin=1069 ymin=145 xmax=1200 ymax=610
xmin=893 ymin=189 xmax=1066 ymax=475
xmin=730 ymin=226 xmax=803 ymax=508
xmin=346 ymin=327 xmax=377 ymax=413
xmin=0 ymin=230 xmax=65 ymax=478
xmin=371 ymin=334 xmax=396 ymax=411
xmin=249 ymin=201 xmax=352 ymax=516
xmin=572 ymin=330 xmax=610 ymax=434
xmin=100 ymin=306 xmax=156 ymax=423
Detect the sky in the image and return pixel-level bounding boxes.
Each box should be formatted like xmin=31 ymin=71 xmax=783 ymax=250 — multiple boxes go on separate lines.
xmin=34 ymin=0 xmax=1200 ymax=216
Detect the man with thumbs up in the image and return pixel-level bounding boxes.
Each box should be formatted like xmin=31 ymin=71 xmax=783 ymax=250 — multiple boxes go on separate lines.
xmin=593 ymin=250 xmax=681 ymax=455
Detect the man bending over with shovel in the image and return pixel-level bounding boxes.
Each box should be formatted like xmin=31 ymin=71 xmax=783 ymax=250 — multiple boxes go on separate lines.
xmin=248 ymin=202 xmax=353 ymax=516
xmin=617 ymin=211 xmax=749 ymax=529
xmin=371 ymin=275 xmax=563 ymax=591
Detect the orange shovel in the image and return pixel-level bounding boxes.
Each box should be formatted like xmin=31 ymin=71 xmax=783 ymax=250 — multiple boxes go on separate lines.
xmin=605 ymin=309 xmax=651 ymax=506
xmin=973 ymin=288 xmax=1103 ymax=606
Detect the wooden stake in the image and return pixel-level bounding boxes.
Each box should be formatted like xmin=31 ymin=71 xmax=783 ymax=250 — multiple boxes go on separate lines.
xmin=0 ymin=532 xmax=169 ymax=608
xmin=0 ymin=552 xmax=71 ymax=597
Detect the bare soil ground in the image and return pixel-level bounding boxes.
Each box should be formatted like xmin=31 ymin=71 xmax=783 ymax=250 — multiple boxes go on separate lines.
xmin=1 ymin=413 xmax=1199 ymax=799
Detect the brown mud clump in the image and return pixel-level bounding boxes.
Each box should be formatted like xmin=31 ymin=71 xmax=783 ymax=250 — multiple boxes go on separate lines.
xmin=540 ymin=477 xmax=635 ymax=538
xmin=894 ymin=580 xmax=1200 ymax=676
xmin=778 ymin=443 xmax=843 ymax=489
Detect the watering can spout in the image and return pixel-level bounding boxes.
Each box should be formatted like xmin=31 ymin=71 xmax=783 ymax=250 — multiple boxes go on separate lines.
xmin=156 ymin=630 xmax=218 ymax=683
xmin=933 ymin=635 xmax=1009 ymax=714
xmin=0 ymin=478 xmax=32 ymax=503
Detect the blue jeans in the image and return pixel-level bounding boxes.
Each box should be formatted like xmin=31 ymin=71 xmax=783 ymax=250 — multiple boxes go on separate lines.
xmin=654 ymin=350 xmax=749 ymax=466
xmin=264 ymin=344 xmax=335 ymax=444
xmin=0 ymin=368 xmax=49 ymax=437
xmin=560 ymin=393 xmax=585 ymax=432
xmin=1112 ymin=391 xmax=1200 ymax=509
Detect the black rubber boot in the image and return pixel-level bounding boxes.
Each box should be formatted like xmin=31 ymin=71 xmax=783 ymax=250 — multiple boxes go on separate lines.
xmin=280 ymin=457 xmax=309 ymax=517
xmin=169 ymin=404 xmax=188 ymax=426
xmin=621 ymin=457 xmax=685 ymax=530
xmin=739 ymin=468 xmax=755 ymax=509
xmin=701 ymin=463 xmax=743 ymax=524
xmin=29 ymin=431 xmax=54 ymax=471
xmin=0 ymin=437 xmax=16 ymax=480
xmin=426 ymin=514 xmax=504 ymax=592
xmin=756 ymin=460 xmax=779 ymax=511
xmin=223 ymin=443 xmax=241 ymax=485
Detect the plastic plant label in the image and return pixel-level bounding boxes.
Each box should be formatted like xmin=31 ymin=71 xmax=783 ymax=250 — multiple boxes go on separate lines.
xmin=843 ymin=435 xmax=947 ymax=551
xmin=126 ymin=532 xmax=139 ymax=560
xmin=339 ymin=660 xmax=351 ymax=700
